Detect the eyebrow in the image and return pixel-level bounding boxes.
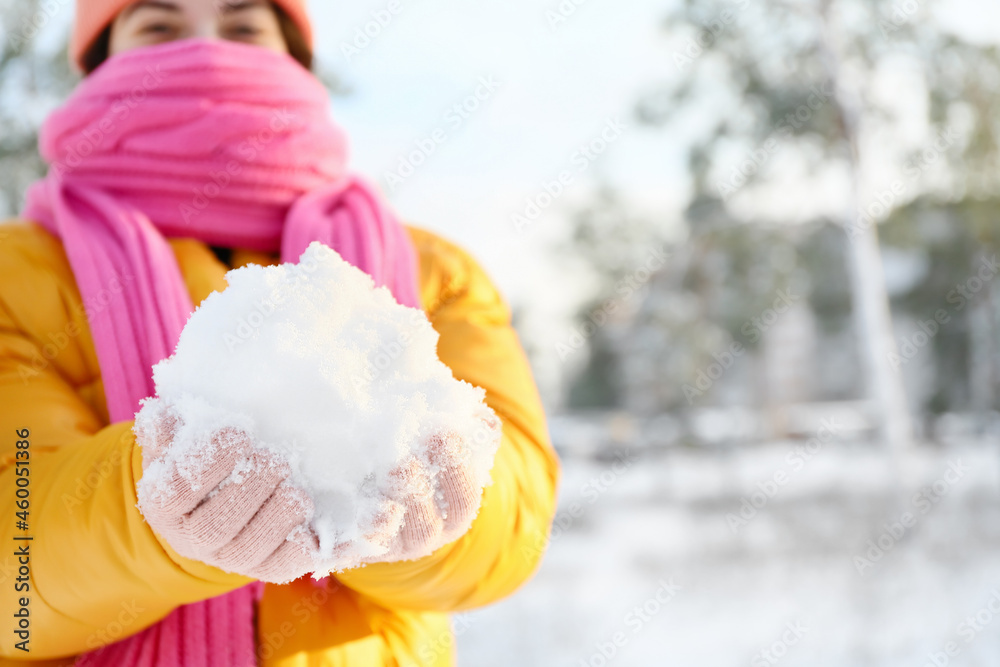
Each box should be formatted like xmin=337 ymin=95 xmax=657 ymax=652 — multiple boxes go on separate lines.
xmin=218 ymin=0 xmax=270 ymax=13
xmin=120 ymin=0 xmax=268 ymax=21
xmin=121 ymin=1 xmax=181 ymax=20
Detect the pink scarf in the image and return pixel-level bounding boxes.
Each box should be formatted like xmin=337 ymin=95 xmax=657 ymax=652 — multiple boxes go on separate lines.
xmin=21 ymin=38 xmax=421 ymax=666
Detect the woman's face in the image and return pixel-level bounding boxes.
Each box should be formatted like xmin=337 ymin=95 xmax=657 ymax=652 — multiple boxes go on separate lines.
xmin=108 ymin=0 xmax=289 ymax=57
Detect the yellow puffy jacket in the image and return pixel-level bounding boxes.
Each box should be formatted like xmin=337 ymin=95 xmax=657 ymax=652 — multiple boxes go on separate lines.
xmin=0 ymin=220 xmax=559 ymax=665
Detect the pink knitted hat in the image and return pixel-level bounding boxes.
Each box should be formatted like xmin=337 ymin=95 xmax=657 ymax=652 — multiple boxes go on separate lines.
xmin=70 ymin=0 xmax=313 ymax=72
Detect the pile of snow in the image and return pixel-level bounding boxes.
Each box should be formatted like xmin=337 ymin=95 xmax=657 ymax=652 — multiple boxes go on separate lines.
xmin=135 ymin=242 xmax=501 ymax=576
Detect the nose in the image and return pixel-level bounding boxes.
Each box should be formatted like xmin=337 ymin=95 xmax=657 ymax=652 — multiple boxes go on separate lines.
xmin=188 ymin=22 xmax=223 ymax=41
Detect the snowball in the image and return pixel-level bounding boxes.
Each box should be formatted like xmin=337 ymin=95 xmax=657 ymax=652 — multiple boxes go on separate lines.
xmin=135 ymin=242 xmax=501 ymax=576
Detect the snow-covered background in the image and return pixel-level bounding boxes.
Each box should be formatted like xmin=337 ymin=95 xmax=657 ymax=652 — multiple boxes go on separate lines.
xmin=457 ymin=429 xmax=1000 ymax=666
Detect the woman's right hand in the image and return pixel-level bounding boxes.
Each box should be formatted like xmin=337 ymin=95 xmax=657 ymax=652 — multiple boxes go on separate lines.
xmin=134 ymin=400 xmax=319 ymax=584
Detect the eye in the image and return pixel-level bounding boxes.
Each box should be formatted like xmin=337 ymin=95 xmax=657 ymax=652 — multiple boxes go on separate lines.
xmin=140 ymin=23 xmax=174 ymax=35
xmin=228 ymin=24 xmax=262 ymax=36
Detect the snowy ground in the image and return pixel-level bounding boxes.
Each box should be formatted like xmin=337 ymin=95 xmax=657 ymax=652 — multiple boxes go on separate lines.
xmin=457 ymin=436 xmax=1000 ymax=666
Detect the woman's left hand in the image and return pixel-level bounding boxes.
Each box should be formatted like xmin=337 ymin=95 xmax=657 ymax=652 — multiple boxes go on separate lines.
xmin=359 ymin=415 xmax=502 ymax=563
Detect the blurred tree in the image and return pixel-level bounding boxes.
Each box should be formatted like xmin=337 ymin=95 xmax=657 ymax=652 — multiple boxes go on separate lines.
xmin=880 ymin=196 xmax=1000 ymax=417
xmin=564 ymin=0 xmax=1000 ymax=443
xmin=0 ymin=0 xmax=76 ymax=217
xmin=557 ymin=188 xmax=660 ymax=410
xmin=563 ymin=189 xmax=826 ymax=414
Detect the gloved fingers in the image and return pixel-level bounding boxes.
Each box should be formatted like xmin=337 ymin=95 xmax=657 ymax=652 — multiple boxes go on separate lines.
xmin=249 ymin=525 xmax=320 ymax=584
xmin=212 ymin=482 xmax=312 ymax=572
xmin=140 ymin=427 xmax=255 ymax=517
xmin=391 ymin=457 xmax=443 ymax=558
xmin=437 ymin=464 xmax=479 ymax=536
xmin=360 ymin=498 xmax=405 ymax=553
xmin=398 ymin=494 xmax=444 ymax=558
xmin=425 ymin=431 xmax=479 ymax=534
xmin=134 ymin=398 xmax=182 ymax=468
xmin=178 ymin=448 xmax=291 ymax=554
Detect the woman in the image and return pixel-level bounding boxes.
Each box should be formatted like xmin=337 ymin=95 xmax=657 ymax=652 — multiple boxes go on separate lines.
xmin=0 ymin=1 xmax=560 ymax=665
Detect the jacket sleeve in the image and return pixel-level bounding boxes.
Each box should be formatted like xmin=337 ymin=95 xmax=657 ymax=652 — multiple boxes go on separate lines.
xmin=0 ymin=226 xmax=252 ymax=660
xmin=336 ymin=229 xmax=561 ymax=612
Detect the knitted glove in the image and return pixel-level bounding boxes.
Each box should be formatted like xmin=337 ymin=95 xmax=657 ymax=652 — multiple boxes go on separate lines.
xmin=358 ymin=414 xmax=502 ymax=563
xmin=134 ymin=400 xmax=319 ymax=584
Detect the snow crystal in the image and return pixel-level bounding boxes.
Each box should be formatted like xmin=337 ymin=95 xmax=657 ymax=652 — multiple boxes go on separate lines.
xmin=135 ymin=242 xmax=502 ymax=576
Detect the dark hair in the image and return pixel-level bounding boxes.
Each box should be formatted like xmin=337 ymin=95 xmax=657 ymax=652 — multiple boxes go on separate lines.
xmin=80 ymin=2 xmax=313 ymax=75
